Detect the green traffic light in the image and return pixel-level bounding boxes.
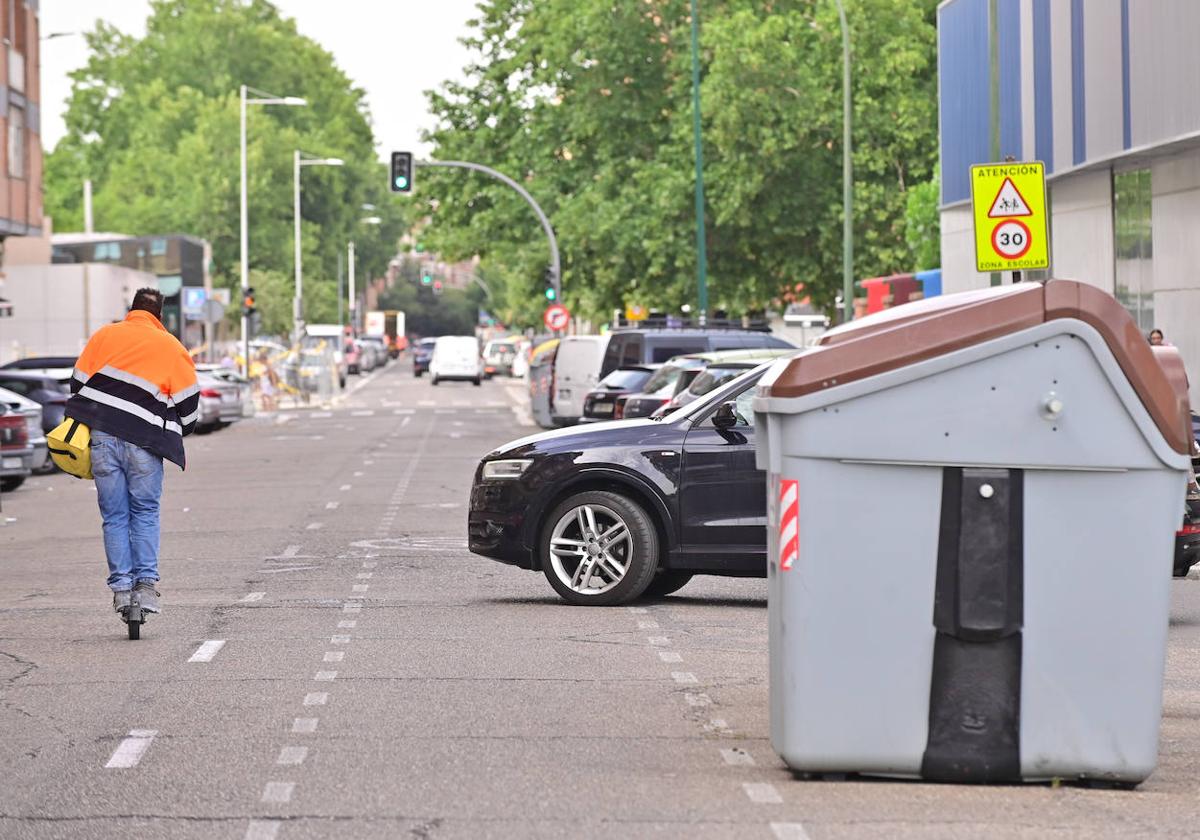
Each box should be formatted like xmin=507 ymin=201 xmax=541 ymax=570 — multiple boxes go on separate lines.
xmin=544 ymin=287 xmax=556 ymax=301
xmin=394 ymin=176 xmax=409 ymax=189
xmin=422 ymin=274 xmax=433 ymax=285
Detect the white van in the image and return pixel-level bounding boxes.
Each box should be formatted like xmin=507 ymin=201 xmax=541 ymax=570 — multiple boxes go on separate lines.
xmin=551 ymin=335 xmax=610 ymax=424
xmin=430 ymin=336 xmax=483 ymax=386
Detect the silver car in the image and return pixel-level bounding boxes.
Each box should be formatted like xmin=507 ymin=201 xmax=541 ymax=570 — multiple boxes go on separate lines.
xmin=0 ymin=386 xmax=47 ymax=473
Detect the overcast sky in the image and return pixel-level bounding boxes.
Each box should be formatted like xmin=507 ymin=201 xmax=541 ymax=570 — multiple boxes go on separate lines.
xmin=39 ymin=0 xmax=481 ymax=158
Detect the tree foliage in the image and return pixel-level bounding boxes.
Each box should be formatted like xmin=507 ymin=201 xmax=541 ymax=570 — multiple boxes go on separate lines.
xmin=420 ymin=0 xmax=940 ymax=325
xmin=44 ymin=0 xmax=407 ymax=331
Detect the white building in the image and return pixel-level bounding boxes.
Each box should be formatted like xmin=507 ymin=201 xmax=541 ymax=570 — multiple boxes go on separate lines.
xmin=938 ymin=0 xmax=1200 ymax=402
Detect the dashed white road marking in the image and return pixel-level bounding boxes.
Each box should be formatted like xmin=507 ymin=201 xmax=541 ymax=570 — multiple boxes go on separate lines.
xmin=187 ymin=640 xmax=227 ymax=663
xmin=707 ymin=718 xmax=731 ymax=734
xmin=276 ymin=746 xmax=308 ymax=766
xmin=244 ymin=820 xmax=281 ymax=840
xmin=401 ymin=416 xmax=412 ymax=427
xmin=325 ymin=501 xmax=340 ymax=510
xmin=314 ymin=670 xmax=338 ymax=681
xmin=638 ymin=620 xmax=660 ymax=630
xmin=351 ymin=410 xmax=375 ymax=417
xmin=311 ymin=411 xmax=332 ymax=419
xmin=743 ymin=782 xmax=782 ymax=804
xmin=720 ymin=747 xmax=756 ymax=766
xmin=363 ymin=459 xmax=375 ymax=465
xmin=356 ymin=572 xmax=373 ymax=579
xmin=331 ymin=634 xmax=351 ymax=644
xmin=323 ymin=651 xmax=345 ymax=663
xmin=338 ymin=620 xmax=357 ymax=629
xmin=339 ymin=484 xmax=352 ymax=491
xmin=303 ymin=692 xmax=329 ymax=706
xmin=240 ymin=592 xmax=265 ymax=603
xmin=353 ymin=471 xmax=364 ymax=477
xmin=671 ymin=671 xmax=698 ymax=684
xmin=261 ymin=781 xmax=295 ymax=803
xmin=306 ymin=522 xmax=324 ymax=531
xmin=685 ymin=693 xmax=712 ymax=707
xmin=648 ymin=636 xmax=669 ymax=646
xmin=352 ymin=584 xmax=369 ymax=593
xmin=770 ymin=824 xmax=812 ymax=840
xmin=292 ymin=718 xmax=318 ymax=734
xmin=418 ymin=400 xmax=435 ymax=407
xmin=343 ymin=603 xmax=362 ymax=614
xmin=658 ymin=650 xmax=683 ymax=663
xmin=104 ymin=729 xmax=157 ymax=768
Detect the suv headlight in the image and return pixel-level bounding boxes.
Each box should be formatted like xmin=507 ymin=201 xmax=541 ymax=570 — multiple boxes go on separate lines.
xmin=482 ymin=459 xmax=533 ymax=480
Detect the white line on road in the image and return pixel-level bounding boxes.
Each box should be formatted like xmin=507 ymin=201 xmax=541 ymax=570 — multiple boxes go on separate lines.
xmin=363 ymin=459 xmax=375 ymax=465
xmin=187 ymin=640 xmax=227 ymax=663
xmin=260 ymin=565 xmax=318 ymax=574
xmin=671 ymin=672 xmax=698 ymax=684
xmin=306 ymin=522 xmax=324 ymax=531
xmin=352 ymin=584 xmax=369 ymax=592
xmin=770 ymin=824 xmax=812 ymax=840
xmin=720 ymin=747 xmax=756 ymax=766
xmin=240 ymin=592 xmax=265 ymax=602
xmin=401 ymin=416 xmax=411 ymax=427
xmin=343 ymin=603 xmax=361 ymax=613
xmin=648 ymin=636 xmax=669 ymax=646
xmin=418 ymin=400 xmax=435 ymax=407
xmin=303 ymin=692 xmax=328 ymax=706
xmin=244 ymin=820 xmax=281 ymax=840
xmin=356 ymin=572 xmax=372 ymax=579
xmin=282 ymin=545 xmax=301 ymax=558
xmin=685 ymin=693 xmax=712 ymax=707
xmin=311 ymin=411 xmax=332 ymax=418
xmin=276 ymin=746 xmax=308 ymax=766
xmin=353 ymin=471 xmax=364 ymax=477
xmin=338 ymin=620 xmax=357 ymax=629
xmin=104 ymin=729 xmax=157 ymax=769
xmin=314 ymin=670 xmax=338 ymax=681
xmin=351 ymin=410 xmax=375 ymax=417
xmin=292 ymin=718 xmax=318 ymax=734
xmin=340 ymin=484 xmax=352 ymax=491
xmin=323 ymin=651 xmax=344 ymax=663
xmin=638 ymin=620 xmax=660 ymax=630
xmin=707 ymin=718 xmax=731 ymax=734
xmin=325 ymin=501 xmax=340 ymax=510
xmin=658 ymin=651 xmax=683 ymax=663
xmin=331 ymin=634 xmax=351 ymax=644
xmin=261 ymin=782 xmax=295 ymax=803
xmin=742 ymin=782 xmax=782 ymax=804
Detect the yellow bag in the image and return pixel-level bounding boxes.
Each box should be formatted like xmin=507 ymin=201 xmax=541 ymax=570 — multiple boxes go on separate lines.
xmin=47 ymin=417 xmax=93 ymax=480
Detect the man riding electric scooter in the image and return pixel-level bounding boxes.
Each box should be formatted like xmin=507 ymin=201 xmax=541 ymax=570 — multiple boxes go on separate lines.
xmin=65 ymin=288 xmax=199 ymax=637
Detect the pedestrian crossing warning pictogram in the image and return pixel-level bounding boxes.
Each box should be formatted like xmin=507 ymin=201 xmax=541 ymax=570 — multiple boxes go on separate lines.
xmin=970 ymin=161 xmax=1050 ymax=273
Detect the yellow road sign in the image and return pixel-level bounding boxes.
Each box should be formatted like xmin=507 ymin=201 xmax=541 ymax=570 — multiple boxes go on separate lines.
xmin=625 ymin=304 xmax=648 ymax=321
xmin=970 ymin=161 xmax=1050 ymax=272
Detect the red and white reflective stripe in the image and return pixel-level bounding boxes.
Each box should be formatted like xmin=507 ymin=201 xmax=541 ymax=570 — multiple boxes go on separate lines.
xmin=779 ymin=478 xmax=799 ymax=571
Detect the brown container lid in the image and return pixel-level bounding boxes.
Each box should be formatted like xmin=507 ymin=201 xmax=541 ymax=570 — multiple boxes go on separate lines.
xmin=761 ymin=280 xmax=1192 ymax=455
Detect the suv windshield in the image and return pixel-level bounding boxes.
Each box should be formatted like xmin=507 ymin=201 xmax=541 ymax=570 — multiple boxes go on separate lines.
xmin=597 ymin=368 xmax=653 ymax=390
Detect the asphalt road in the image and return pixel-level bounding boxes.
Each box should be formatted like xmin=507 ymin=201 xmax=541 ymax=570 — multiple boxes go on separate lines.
xmin=1 ymin=361 xmax=1199 ymax=839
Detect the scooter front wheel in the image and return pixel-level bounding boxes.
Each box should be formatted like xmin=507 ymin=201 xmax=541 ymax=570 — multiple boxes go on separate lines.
xmin=125 ymin=607 xmax=142 ymax=640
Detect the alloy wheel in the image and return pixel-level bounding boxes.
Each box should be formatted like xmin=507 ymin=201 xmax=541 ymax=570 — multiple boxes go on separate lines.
xmin=548 ymin=503 xmax=633 ymax=595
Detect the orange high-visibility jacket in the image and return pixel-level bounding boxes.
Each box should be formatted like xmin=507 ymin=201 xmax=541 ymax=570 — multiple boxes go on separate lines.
xmin=66 ymin=310 xmax=200 ymax=469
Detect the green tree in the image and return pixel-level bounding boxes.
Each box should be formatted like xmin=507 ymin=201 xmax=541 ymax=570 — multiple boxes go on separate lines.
xmin=44 ymin=0 xmax=408 ymax=327
xmin=904 ymin=167 xmax=941 ymax=271
xmin=420 ymin=0 xmax=939 ymax=324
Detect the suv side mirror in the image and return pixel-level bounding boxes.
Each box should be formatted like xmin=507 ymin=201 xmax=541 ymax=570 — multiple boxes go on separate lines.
xmin=712 ymin=401 xmax=738 ymax=430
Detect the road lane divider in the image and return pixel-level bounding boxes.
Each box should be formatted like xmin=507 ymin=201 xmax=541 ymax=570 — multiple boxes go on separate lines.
xmin=187 ymin=640 xmax=227 ymax=663
xmin=260 ymin=781 xmax=294 ymax=803
xmin=276 ymin=746 xmax=308 ymax=766
xmin=742 ymin=783 xmax=782 ymax=804
xmin=292 ymin=718 xmax=318 ymax=734
xmin=244 ymin=820 xmax=281 ymax=840
xmin=104 ymin=729 xmax=157 ymax=769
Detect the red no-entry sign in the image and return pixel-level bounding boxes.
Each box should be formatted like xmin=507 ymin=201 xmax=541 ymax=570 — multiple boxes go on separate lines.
xmin=544 ymin=303 xmax=570 ymax=332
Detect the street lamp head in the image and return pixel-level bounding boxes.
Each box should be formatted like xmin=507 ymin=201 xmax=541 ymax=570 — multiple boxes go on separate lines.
xmin=282 ymin=97 xmax=307 ymax=106
xmin=323 ymin=158 xmax=344 ymax=166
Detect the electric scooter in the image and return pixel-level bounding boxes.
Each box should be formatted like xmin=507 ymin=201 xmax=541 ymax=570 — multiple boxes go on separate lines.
xmin=120 ymin=595 xmax=147 ymax=640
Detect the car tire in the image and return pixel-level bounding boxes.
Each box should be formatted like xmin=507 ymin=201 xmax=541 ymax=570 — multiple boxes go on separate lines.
xmin=431 ymin=377 xmax=440 ymax=386
xmin=643 ymin=571 xmax=694 ymax=599
xmin=473 ymin=377 xmax=482 ymax=387
xmin=541 ymin=490 xmax=659 ymax=606
xmin=0 ymin=476 xmax=25 ymax=492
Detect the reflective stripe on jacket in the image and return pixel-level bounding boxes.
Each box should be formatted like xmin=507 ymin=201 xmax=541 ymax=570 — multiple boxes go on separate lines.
xmin=66 ymin=310 xmax=199 ymax=469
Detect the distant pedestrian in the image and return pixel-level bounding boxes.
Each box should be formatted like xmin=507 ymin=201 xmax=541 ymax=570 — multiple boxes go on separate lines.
xmin=1149 ymin=329 xmax=1165 ymax=346
xmin=259 ymin=351 xmax=279 ymax=412
xmin=66 ymin=288 xmax=199 ymax=617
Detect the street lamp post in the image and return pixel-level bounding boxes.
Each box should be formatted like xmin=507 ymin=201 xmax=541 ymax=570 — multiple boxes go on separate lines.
xmin=689 ymin=0 xmax=708 ymax=325
xmin=239 ymin=86 xmax=305 ymax=374
xmin=833 ymin=0 xmax=854 ymax=324
xmin=292 ymin=151 xmax=344 ymax=343
xmin=347 ymin=216 xmax=382 ymax=336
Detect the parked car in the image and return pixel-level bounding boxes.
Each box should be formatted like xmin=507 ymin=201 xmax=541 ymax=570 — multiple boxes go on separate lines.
xmin=0 ymin=356 xmax=77 ymax=377
xmin=430 ymin=336 xmax=483 ymax=386
xmin=619 ymin=348 xmax=793 ymax=420
xmin=483 ymin=339 xmax=519 ymax=378
xmin=0 ymin=370 xmax=70 ymax=432
xmin=550 ymin=335 xmax=610 ymax=424
xmin=412 ymin=338 xmax=438 ymax=377
xmin=600 ymin=325 xmax=794 ymax=376
xmin=528 ymin=339 xmax=559 ymax=428
xmin=580 ymin=365 xmax=659 ymax=423
xmin=303 ymin=325 xmax=349 ymax=389
xmin=1176 ymin=474 xmax=1200 ymax=578
xmin=0 ymin=404 xmax=33 ymax=492
xmin=469 ymin=362 xmax=778 ymax=606
xmin=194 ymin=369 xmax=246 ymax=432
xmin=359 ymin=336 xmax=390 ymax=368
xmin=0 ymin=387 xmax=47 ymax=474
xmin=654 ymin=350 xmax=797 ymax=416
xmin=197 ymin=365 xmax=255 ymax=423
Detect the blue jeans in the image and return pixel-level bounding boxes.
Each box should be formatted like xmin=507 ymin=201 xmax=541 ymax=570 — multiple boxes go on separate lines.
xmin=91 ymin=430 xmax=164 ymax=591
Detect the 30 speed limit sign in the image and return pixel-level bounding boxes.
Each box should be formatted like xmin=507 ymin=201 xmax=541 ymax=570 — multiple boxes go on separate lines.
xmin=970 ymin=161 xmax=1050 ymax=272
xmin=991 ymin=219 xmax=1032 ymax=260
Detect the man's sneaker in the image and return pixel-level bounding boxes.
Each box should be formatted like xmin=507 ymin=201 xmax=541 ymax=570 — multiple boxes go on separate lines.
xmin=133 ymin=580 xmax=161 ymax=614
xmin=113 ymin=590 xmax=133 ymax=613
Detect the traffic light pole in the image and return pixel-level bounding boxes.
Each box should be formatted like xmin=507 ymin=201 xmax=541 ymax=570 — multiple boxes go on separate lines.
xmin=414 ymin=160 xmax=561 ymax=302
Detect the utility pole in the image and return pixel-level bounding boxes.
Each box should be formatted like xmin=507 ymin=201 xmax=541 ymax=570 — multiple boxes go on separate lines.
xmin=689 ymin=0 xmax=708 ymax=325
xmin=988 ymin=0 xmax=1002 ymax=288
xmin=834 ymin=0 xmax=854 ymax=324
xmin=82 ymin=179 xmax=93 ymax=339
xmin=348 ymin=241 xmax=356 ymax=336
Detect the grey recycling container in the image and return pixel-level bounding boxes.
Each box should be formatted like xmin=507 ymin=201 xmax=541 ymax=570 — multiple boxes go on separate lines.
xmin=753 ymin=280 xmax=1192 ymax=785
